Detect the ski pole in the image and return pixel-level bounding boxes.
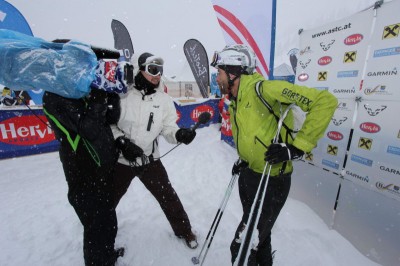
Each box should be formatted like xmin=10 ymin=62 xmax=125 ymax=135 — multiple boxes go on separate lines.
xmin=192 ymin=172 xmax=239 ymax=265
xmin=233 ymin=103 xmax=295 ymax=266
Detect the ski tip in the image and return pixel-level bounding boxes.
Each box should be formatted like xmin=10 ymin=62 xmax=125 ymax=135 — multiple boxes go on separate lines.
xmin=191 ymin=256 xmax=200 ymax=264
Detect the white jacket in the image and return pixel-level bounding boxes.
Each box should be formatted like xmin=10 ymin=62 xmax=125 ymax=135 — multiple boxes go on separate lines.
xmin=113 ymin=88 xmax=179 ymax=166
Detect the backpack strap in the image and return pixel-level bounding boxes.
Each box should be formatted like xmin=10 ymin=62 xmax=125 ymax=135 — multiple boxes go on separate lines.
xmin=255 ymin=81 xmax=295 ymax=142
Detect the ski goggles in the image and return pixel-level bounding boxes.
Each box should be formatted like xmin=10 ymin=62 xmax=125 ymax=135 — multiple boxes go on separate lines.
xmin=144 ymin=63 xmax=163 ymax=76
xmin=210 ymin=51 xmax=221 ymax=67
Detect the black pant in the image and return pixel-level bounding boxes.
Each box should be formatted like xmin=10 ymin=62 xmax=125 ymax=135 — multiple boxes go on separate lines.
xmin=62 ymin=155 xmax=117 ymax=266
xmin=113 ymin=160 xmax=192 ymax=237
xmin=230 ymin=168 xmax=291 ymax=266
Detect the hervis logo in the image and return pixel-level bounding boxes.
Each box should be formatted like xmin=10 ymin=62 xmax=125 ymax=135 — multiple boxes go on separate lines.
xmin=0 ymin=115 xmax=55 ymax=146
xmin=191 ymin=105 xmax=214 ymax=123
xmin=318 ymin=56 xmax=332 ymax=66
xmin=327 ymin=131 xmax=343 ymax=141
xmin=344 ymin=34 xmax=363 ymax=45
xmin=297 ymin=73 xmax=309 ymax=82
xmin=360 ymin=122 xmax=381 ymax=133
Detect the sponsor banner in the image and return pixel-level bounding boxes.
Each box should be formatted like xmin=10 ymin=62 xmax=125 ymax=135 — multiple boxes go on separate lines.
xmin=344 ymin=100 xmax=400 ymax=201
xmin=0 ymin=107 xmax=59 ymax=159
xmin=211 ymin=0 xmax=275 ymax=78
xmin=297 ymin=2 xmax=400 ymax=201
xmin=220 ymin=98 xmax=235 ymax=147
xmin=183 ymin=39 xmax=210 ymax=98
xmin=174 ymin=99 xmax=220 ymax=129
xmin=306 ymin=98 xmax=356 ymax=174
xmin=362 ymin=0 xmax=400 ymax=101
xmin=296 ymin=9 xmax=373 ymax=98
xmin=1 ymin=101 xmax=221 ymax=160
xmin=111 ymin=19 xmax=134 ymax=62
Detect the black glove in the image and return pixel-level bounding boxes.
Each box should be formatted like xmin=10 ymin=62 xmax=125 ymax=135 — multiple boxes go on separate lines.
xmin=116 ymin=136 xmax=144 ymax=162
xmin=176 ymin=128 xmax=196 ymax=145
xmin=264 ymin=143 xmax=304 ymax=164
xmin=232 ymin=158 xmax=248 ymax=176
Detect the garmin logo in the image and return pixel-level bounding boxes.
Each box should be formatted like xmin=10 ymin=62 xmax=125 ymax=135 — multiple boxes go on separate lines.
xmin=346 ymin=170 xmax=369 ymax=183
xmin=379 ymin=165 xmax=400 ymax=176
xmin=333 ymin=88 xmax=355 ymax=94
xmin=367 ymin=69 xmax=398 ymax=77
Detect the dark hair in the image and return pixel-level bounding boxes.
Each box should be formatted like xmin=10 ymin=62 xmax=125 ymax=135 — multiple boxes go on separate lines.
xmin=138 ymin=52 xmax=154 ymax=70
xmin=219 ymin=65 xmax=244 ymax=77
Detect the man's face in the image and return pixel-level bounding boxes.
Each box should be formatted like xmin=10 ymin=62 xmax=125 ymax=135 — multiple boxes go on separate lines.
xmin=141 ymin=70 xmax=161 ymax=86
xmin=216 ymin=68 xmax=229 ymax=95
xmin=216 ymin=68 xmax=239 ymax=98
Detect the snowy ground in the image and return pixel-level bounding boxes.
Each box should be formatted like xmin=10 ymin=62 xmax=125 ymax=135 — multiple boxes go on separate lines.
xmin=0 ymin=124 xmax=380 ymax=266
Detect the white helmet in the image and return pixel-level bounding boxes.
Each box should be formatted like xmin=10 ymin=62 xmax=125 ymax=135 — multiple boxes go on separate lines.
xmin=211 ymin=44 xmax=257 ymax=75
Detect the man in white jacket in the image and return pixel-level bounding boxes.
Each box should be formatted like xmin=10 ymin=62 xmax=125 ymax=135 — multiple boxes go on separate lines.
xmin=112 ymin=52 xmax=198 ymax=249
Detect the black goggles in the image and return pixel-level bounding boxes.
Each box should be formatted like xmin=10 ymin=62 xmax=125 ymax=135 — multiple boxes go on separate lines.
xmin=144 ymin=63 xmax=163 ymax=76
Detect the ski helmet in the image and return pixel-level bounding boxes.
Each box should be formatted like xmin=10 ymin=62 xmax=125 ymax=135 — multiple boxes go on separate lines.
xmin=211 ymin=44 xmax=257 ymax=75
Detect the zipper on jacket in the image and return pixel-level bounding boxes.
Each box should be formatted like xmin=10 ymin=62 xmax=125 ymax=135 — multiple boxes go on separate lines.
xmin=147 ymin=112 xmax=154 ymax=131
xmin=232 ymin=103 xmax=241 ymax=154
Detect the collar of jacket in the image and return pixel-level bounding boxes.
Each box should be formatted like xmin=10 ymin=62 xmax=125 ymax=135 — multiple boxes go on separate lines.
xmin=234 ymin=72 xmax=265 ymax=103
xmin=131 ymin=86 xmax=160 ymax=100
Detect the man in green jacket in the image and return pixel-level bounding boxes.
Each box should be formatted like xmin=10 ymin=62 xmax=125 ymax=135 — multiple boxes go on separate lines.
xmin=211 ymin=44 xmax=337 ymax=265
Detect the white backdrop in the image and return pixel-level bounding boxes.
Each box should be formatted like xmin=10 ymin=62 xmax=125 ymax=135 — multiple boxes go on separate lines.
xmin=296 ymin=0 xmax=400 ymax=201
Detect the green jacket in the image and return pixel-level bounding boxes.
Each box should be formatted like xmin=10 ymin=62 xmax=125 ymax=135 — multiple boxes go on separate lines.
xmin=229 ymin=73 xmax=338 ymax=175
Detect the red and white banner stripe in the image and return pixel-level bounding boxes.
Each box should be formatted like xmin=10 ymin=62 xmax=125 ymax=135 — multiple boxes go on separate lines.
xmin=212 ymin=0 xmax=275 ymax=78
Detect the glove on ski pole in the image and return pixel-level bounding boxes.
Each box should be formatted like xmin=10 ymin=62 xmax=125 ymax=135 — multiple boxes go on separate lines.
xmin=264 ymin=143 xmax=304 ymax=164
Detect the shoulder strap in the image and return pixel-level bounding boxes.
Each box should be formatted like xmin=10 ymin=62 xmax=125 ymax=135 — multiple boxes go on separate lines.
xmin=255 ymin=81 xmax=295 ymax=141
